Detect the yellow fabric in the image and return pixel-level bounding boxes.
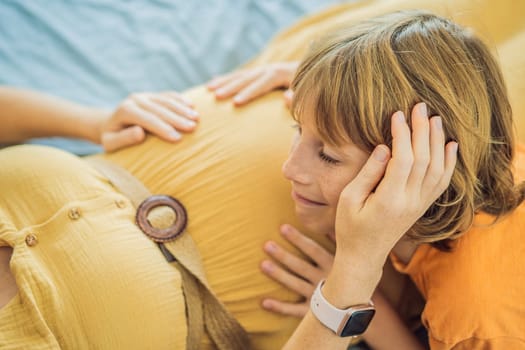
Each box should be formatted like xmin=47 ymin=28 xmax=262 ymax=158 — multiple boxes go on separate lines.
xmin=0 ymin=90 xmax=319 ymax=349
xmin=98 ymin=90 xmax=318 ymax=349
xmin=391 ymin=145 xmax=525 ymax=349
xmin=0 ymin=146 xmax=188 ymax=349
xmin=1 ymin=1 xmax=524 ymax=349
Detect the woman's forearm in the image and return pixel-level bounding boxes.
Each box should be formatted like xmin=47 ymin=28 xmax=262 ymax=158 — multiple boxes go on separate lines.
xmin=0 ymin=87 xmax=108 ymax=144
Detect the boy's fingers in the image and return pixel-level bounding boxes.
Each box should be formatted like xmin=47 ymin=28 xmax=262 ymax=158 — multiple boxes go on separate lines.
xmin=264 ymin=240 xmax=323 ymax=283
xmin=341 ymin=145 xmax=390 ymax=208
xmin=434 ymin=141 xmax=458 ymax=197
xmin=423 ymin=116 xmax=445 ymax=191
xmin=261 ymin=299 xmax=309 ymax=318
xmin=280 ymin=224 xmax=333 ymax=269
xmin=260 ymin=260 xmax=314 ymax=297
xmin=407 ymin=103 xmax=430 ymax=189
xmin=380 ymin=111 xmax=413 ymax=191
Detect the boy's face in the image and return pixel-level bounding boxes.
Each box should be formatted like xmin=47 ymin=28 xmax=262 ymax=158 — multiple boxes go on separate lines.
xmin=282 ymin=106 xmax=369 ymax=238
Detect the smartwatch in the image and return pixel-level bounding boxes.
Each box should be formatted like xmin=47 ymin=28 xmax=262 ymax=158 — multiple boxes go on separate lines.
xmin=310 ymin=279 xmax=376 ymax=337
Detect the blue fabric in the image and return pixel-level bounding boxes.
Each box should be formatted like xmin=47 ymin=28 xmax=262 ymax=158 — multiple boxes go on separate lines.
xmin=0 ymin=0 xmax=344 ymax=155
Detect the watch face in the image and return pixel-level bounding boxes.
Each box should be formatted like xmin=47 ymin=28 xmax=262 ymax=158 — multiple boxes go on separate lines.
xmin=340 ymin=309 xmax=376 ymax=337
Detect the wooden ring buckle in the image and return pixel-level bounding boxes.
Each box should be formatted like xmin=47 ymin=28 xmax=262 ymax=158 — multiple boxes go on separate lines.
xmin=135 ymin=195 xmax=188 ymax=242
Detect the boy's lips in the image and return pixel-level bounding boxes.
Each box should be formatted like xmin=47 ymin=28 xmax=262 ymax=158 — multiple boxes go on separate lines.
xmin=291 ymin=190 xmax=326 ymax=206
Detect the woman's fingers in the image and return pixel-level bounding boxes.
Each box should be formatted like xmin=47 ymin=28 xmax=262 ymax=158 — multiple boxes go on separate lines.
xmin=149 ymin=95 xmax=199 ymax=125
xmin=280 ymin=224 xmax=333 ymax=270
xmin=133 ymin=95 xmax=197 ymax=132
xmin=156 ymin=93 xmax=199 ymax=120
xmin=207 ymin=71 xmax=241 ymax=91
xmin=162 ymin=91 xmax=195 ymax=108
xmin=232 ymin=72 xmax=276 ymax=105
xmin=260 ymin=258 xmax=315 ymax=298
xmin=100 ymin=91 xmax=201 ymax=152
xmin=101 ymin=126 xmax=146 ymax=152
xmin=284 ymin=89 xmax=294 ymax=108
xmin=120 ymin=100 xmax=182 ymax=141
xmin=207 ymin=62 xmax=299 ymax=105
xmin=213 ymin=70 xmax=260 ymax=99
xmin=261 ymin=298 xmax=309 ymax=318
xmin=263 ymin=240 xmax=324 ymax=284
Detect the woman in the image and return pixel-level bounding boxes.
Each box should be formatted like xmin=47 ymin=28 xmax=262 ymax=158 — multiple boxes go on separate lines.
xmin=1 ymin=9 xmax=523 ymax=350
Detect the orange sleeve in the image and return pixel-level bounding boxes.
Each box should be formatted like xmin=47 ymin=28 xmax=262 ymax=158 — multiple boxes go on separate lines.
xmin=429 ymin=335 xmax=525 ymax=350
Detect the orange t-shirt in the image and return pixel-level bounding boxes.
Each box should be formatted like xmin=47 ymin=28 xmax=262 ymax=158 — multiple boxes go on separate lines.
xmin=391 ymin=144 xmax=525 ymax=349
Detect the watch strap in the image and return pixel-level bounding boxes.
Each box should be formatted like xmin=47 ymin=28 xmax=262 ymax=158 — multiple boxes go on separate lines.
xmin=310 ymin=279 xmax=374 ymax=336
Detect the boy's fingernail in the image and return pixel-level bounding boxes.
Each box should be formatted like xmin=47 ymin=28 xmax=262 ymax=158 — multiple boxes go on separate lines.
xmin=418 ymin=102 xmax=427 ymax=116
xmin=394 ymin=111 xmax=405 ymax=123
xmin=265 ymin=242 xmax=277 ymax=253
xmin=261 ymin=299 xmax=272 ymax=309
xmin=434 ymin=116 xmax=442 ymax=130
xmin=373 ymin=146 xmax=389 ymax=162
xmin=261 ymin=260 xmax=273 ymax=272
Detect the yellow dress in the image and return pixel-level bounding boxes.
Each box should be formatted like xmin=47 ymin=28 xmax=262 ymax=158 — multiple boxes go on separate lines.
xmin=0 ymin=146 xmax=189 ymax=349
xmin=0 ymin=90 xmax=317 ymax=349
xmin=1 ymin=0 xmax=524 ymax=349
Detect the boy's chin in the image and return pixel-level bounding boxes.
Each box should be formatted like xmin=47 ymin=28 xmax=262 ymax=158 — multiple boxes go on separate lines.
xmin=297 ymin=214 xmax=334 ymax=237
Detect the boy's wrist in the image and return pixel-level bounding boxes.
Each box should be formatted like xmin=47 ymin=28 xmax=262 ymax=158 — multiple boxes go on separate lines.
xmin=322 ymin=256 xmax=383 ymax=309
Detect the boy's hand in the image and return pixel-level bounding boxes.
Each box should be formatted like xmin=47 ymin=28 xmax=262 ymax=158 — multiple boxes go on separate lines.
xmin=261 ymin=224 xmax=333 ymax=318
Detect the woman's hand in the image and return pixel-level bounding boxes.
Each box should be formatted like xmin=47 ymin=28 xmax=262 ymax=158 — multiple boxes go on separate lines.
xmin=99 ymin=91 xmax=199 ymax=152
xmin=207 ymin=62 xmax=299 ymax=106
xmin=261 ymin=224 xmax=334 ymax=318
